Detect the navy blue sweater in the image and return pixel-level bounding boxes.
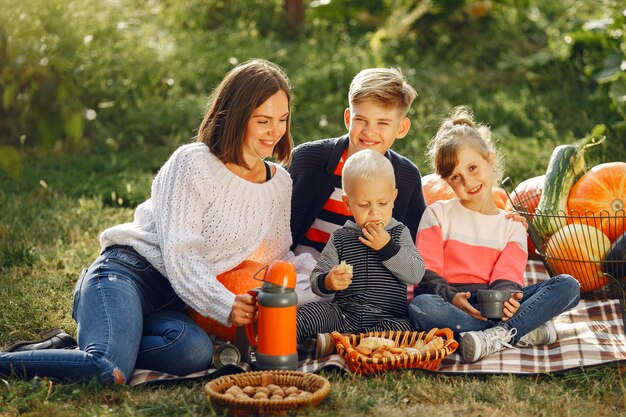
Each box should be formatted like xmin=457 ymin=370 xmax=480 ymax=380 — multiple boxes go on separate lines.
xmin=288 ymin=135 xmax=427 ymax=251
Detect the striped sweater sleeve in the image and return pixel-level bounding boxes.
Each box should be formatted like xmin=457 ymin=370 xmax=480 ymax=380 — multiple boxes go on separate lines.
xmin=309 ymin=232 xmax=340 ymax=296
xmin=379 ymin=225 xmax=425 ymax=285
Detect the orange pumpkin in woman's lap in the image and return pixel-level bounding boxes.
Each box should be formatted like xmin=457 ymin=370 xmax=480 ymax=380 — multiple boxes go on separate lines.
xmin=187 ymin=260 xmax=264 ymax=342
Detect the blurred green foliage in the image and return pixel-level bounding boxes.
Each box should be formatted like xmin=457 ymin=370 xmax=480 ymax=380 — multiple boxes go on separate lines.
xmin=0 ymin=0 xmax=624 ymax=184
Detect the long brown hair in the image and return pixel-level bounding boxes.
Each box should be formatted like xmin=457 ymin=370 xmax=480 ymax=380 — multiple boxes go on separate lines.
xmin=197 ymin=59 xmax=292 ymax=167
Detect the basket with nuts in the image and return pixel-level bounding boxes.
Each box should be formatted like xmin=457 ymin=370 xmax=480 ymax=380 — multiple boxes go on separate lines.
xmin=204 ymin=370 xmax=330 ymax=416
xmin=331 ymin=328 xmax=458 ymax=375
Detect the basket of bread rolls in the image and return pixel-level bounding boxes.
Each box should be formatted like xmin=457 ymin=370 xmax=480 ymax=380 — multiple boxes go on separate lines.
xmin=204 ymin=370 xmax=330 ymax=416
xmin=331 ymin=328 xmax=458 ymax=375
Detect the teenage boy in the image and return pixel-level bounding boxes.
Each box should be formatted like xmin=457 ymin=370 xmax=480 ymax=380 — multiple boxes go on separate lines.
xmin=289 ymin=67 xmax=427 ymax=260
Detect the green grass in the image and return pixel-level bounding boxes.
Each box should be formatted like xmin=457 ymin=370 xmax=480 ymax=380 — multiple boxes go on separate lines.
xmin=1 ymin=149 xmax=625 ymax=417
xmin=0 ymin=365 xmax=625 ymax=416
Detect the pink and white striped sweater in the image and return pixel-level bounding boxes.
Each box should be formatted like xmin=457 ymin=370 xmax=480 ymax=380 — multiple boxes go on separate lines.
xmin=415 ymin=199 xmax=527 ymax=299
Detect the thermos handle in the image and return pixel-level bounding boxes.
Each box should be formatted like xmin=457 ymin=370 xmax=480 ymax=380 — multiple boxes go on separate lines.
xmin=245 ymin=288 xmax=260 ymax=348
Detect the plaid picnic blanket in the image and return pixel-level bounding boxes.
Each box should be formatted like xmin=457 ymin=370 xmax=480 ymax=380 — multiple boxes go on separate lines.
xmin=128 ymin=261 xmax=626 ymax=386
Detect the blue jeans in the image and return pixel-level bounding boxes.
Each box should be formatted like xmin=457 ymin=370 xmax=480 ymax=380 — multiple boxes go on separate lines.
xmin=0 ymin=246 xmax=213 ymax=384
xmin=408 ymin=274 xmax=581 ymax=343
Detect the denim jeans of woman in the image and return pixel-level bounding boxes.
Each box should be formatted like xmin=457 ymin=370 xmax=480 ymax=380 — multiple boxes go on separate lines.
xmin=408 ymin=274 xmax=581 ymax=343
xmin=0 ymin=246 xmax=213 ymax=384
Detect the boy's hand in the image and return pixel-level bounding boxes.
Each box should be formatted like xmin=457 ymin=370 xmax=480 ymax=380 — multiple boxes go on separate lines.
xmin=359 ymin=222 xmax=391 ymax=250
xmin=324 ymin=264 xmax=353 ymax=291
xmin=501 ymin=292 xmax=523 ymax=321
xmin=452 ymin=292 xmax=487 ymax=321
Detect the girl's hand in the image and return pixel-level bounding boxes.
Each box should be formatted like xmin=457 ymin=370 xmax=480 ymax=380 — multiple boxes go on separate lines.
xmin=324 ymin=265 xmax=353 ymax=291
xmin=359 ymin=223 xmax=391 ymax=250
xmin=452 ymin=292 xmax=487 ymax=321
xmin=505 ymin=211 xmax=529 ymax=230
xmin=501 ymin=292 xmax=523 ymax=321
xmin=228 ymin=293 xmax=257 ymax=326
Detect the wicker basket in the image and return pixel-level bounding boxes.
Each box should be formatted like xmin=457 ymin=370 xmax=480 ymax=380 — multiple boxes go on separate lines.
xmin=204 ymin=370 xmax=330 ymax=416
xmin=331 ymin=328 xmax=458 ymax=376
xmin=506 ymin=186 xmax=625 ymax=299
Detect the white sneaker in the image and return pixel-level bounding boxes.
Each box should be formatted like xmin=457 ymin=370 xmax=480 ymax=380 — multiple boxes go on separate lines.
xmin=460 ymin=326 xmax=517 ymax=363
xmin=517 ymin=322 xmax=557 ymax=347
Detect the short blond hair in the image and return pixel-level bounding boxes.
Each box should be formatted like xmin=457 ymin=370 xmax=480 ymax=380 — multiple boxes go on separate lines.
xmin=348 ymin=68 xmax=417 ymax=117
xmin=342 ymin=149 xmax=396 ymax=194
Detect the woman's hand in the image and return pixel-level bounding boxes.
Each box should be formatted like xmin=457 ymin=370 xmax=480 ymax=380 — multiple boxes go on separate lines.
xmin=324 ymin=265 xmax=353 ymax=291
xmin=501 ymin=292 xmax=523 ymax=321
xmin=452 ymin=291 xmax=487 ymax=321
xmin=228 ymin=293 xmax=257 ymax=326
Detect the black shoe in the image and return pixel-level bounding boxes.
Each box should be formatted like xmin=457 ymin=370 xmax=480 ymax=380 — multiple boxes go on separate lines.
xmin=5 ymin=328 xmax=77 ymax=352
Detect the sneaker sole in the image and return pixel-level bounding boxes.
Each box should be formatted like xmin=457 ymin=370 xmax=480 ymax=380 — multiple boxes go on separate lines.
xmin=460 ymin=332 xmax=482 ymax=364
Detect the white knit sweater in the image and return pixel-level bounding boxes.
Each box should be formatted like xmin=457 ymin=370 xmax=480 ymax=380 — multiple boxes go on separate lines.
xmin=99 ymin=142 xmax=293 ymax=325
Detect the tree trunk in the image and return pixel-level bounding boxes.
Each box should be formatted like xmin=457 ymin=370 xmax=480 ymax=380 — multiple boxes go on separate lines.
xmin=284 ymin=0 xmax=304 ymax=34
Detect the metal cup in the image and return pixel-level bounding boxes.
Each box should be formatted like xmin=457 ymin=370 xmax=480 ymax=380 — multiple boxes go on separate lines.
xmin=477 ymin=289 xmax=513 ymax=319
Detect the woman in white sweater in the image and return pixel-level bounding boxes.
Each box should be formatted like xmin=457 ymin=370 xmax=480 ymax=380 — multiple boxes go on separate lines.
xmin=0 ymin=59 xmax=294 ymax=384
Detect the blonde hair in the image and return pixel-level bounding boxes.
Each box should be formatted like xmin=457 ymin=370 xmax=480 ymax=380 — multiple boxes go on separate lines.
xmin=348 ymin=68 xmax=417 ymax=117
xmin=427 ymin=106 xmax=503 ymax=182
xmin=342 ymin=149 xmax=396 ymax=194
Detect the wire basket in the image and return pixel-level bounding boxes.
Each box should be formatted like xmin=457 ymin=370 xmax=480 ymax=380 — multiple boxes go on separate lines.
xmin=331 ymin=328 xmax=458 ymax=375
xmin=505 ymin=184 xmax=625 ymax=300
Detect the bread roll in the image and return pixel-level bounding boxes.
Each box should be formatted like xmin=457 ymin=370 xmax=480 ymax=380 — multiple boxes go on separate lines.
xmin=357 ymin=336 xmax=395 ymax=350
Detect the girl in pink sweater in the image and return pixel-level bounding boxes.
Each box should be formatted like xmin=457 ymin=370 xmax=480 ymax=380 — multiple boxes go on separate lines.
xmin=409 ymin=106 xmax=580 ymax=363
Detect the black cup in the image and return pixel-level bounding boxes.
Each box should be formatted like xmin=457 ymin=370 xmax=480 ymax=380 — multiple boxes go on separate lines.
xmin=477 ymin=289 xmax=513 ymax=319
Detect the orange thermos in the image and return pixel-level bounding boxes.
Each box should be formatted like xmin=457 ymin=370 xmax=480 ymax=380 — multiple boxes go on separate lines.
xmin=246 ymin=260 xmax=298 ymax=370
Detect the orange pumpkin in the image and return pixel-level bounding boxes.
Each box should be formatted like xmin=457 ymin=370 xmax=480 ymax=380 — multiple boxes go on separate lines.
xmin=544 ymin=223 xmax=611 ymax=292
xmin=505 ymin=175 xmax=544 ymax=213
xmin=187 ymin=260 xmax=264 ymax=342
xmin=421 ymin=173 xmax=508 ymax=209
xmin=567 ymin=162 xmax=626 ymax=242
xmin=492 ymin=187 xmax=509 ymax=211
xmin=421 ymin=173 xmax=456 ymax=205
xmin=505 ymin=175 xmax=545 ymax=257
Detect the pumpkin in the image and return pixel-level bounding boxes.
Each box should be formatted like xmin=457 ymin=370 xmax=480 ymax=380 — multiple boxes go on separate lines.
xmin=421 ymin=173 xmax=456 ymax=205
xmin=544 ymin=223 xmax=611 ymax=292
xmin=492 ymin=187 xmax=509 ymax=211
xmin=505 ymin=175 xmax=545 ymax=257
xmin=421 ymin=173 xmax=508 ymax=209
xmin=505 ymin=175 xmax=544 ymax=213
xmin=187 ymin=260 xmax=264 ymax=342
xmin=567 ymin=162 xmax=626 ymax=242
xmin=603 ymin=231 xmax=626 ymax=281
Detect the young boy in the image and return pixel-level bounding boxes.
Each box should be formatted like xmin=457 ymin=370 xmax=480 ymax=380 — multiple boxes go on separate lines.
xmin=296 ymin=150 xmax=425 ymax=344
xmin=289 ymin=68 xmax=427 ymax=262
